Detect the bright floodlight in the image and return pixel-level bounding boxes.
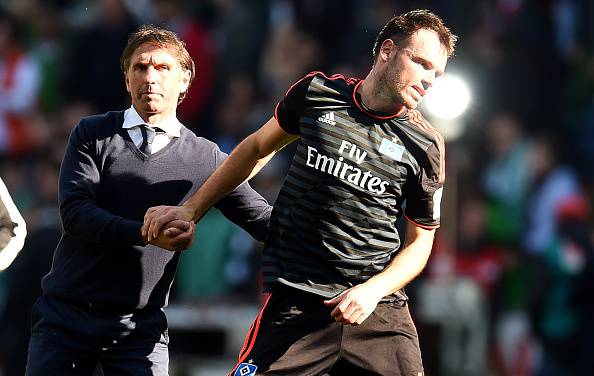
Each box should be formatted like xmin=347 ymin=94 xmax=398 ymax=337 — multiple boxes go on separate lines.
xmin=423 ymin=75 xmax=470 ymax=120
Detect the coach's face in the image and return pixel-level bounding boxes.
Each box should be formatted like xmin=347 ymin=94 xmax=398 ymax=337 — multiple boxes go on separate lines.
xmin=380 ymin=28 xmax=448 ymax=110
xmin=125 ymin=42 xmax=190 ymax=122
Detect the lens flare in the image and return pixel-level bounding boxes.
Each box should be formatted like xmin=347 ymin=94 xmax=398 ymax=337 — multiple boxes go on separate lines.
xmin=423 ymin=75 xmax=471 ymax=120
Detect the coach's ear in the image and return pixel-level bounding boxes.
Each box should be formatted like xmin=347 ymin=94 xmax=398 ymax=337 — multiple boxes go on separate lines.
xmin=124 ymin=72 xmax=131 ymax=94
xmin=179 ymin=68 xmax=191 ymax=95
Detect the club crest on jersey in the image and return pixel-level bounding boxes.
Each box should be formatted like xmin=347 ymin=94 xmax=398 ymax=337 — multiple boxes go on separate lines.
xmin=318 ymin=111 xmax=336 ymax=125
xmin=379 ymin=138 xmax=405 ymax=161
xmin=234 ymin=362 xmax=257 ymax=376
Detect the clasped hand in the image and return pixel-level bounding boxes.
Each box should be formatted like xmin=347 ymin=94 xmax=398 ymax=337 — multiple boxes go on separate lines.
xmin=142 ymin=205 xmax=195 ymax=247
xmin=141 ymin=218 xmax=195 ymax=251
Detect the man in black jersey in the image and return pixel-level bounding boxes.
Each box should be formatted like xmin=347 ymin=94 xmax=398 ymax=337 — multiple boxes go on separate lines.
xmin=145 ymin=9 xmax=456 ymax=376
xmin=25 ymin=26 xmax=271 ymax=376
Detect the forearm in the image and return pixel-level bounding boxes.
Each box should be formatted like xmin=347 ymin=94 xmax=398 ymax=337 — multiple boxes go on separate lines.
xmin=185 ymin=133 xmax=268 ymax=221
xmin=361 ymin=227 xmax=435 ymax=299
xmin=323 ymin=226 xmax=435 ymax=325
xmin=61 ymin=198 xmax=144 ymax=245
xmin=186 ymin=116 xmax=297 ymax=221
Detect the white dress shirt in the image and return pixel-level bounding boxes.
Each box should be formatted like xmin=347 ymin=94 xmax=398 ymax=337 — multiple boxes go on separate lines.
xmin=122 ymin=106 xmax=182 ymax=154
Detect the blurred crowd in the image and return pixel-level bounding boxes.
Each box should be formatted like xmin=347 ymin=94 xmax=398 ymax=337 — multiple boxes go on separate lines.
xmin=0 ymin=0 xmax=592 ymax=375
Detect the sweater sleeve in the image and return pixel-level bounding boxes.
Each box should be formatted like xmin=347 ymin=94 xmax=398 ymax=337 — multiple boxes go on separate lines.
xmin=210 ymin=145 xmax=272 ymax=242
xmin=59 ymin=119 xmax=145 ymax=246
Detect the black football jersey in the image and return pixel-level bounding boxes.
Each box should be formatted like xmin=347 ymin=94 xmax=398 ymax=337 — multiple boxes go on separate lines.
xmin=264 ymin=72 xmax=445 ymax=299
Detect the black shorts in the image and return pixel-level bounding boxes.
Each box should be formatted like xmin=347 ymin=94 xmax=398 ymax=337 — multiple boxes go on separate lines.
xmin=229 ymin=287 xmax=423 ymax=376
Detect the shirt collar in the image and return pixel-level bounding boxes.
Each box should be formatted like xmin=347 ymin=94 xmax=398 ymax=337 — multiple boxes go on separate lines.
xmin=122 ymin=106 xmax=182 ymax=137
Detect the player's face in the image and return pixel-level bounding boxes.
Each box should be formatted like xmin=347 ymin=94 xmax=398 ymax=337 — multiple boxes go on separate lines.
xmin=382 ymin=29 xmax=448 ymax=109
xmin=125 ymin=42 xmax=190 ymax=120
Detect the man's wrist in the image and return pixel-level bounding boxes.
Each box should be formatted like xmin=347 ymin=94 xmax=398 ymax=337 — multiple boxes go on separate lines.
xmin=183 ymin=203 xmax=201 ymax=222
xmin=361 ymin=276 xmax=393 ymax=301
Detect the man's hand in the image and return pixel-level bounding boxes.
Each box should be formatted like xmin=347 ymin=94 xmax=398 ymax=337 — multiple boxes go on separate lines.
xmin=323 ymin=284 xmax=384 ymax=325
xmin=143 ymin=205 xmax=195 ymax=242
xmin=141 ymin=219 xmax=195 ymax=251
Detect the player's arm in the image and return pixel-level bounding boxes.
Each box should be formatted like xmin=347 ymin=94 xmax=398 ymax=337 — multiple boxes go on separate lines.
xmin=326 ymin=111 xmax=444 ymax=325
xmin=324 ymin=221 xmax=434 ymax=325
xmin=366 ymin=221 xmax=435 ymax=296
xmin=144 ymin=117 xmax=298 ymax=240
xmin=194 ymin=116 xmax=297 ymax=211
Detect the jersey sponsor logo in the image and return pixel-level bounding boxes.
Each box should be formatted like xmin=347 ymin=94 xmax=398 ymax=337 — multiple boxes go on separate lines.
xmin=234 ymin=362 xmax=257 ymax=376
xmin=318 ymin=111 xmax=337 ymax=125
xmin=379 ymin=138 xmax=405 ymax=161
xmin=305 ymin=140 xmax=390 ymax=194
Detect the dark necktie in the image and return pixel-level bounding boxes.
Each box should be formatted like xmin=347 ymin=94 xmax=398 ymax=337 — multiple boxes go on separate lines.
xmin=139 ymin=125 xmax=164 ymax=154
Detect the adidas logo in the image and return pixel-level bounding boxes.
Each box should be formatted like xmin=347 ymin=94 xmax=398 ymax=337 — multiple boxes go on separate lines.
xmin=318 ymin=112 xmax=336 ymax=125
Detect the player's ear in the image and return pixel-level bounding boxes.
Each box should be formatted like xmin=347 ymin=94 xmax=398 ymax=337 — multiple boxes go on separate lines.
xmin=379 ymin=38 xmax=396 ymax=62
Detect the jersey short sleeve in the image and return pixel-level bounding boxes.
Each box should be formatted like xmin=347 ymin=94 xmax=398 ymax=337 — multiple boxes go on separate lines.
xmin=404 ymin=142 xmax=445 ymax=229
xmin=274 ymin=73 xmax=317 ymax=135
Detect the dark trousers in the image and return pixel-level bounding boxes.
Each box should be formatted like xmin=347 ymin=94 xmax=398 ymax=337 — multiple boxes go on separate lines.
xmin=25 ymin=294 xmax=169 ymax=376
xmin=229 ymin=287 xmax=424 ymax=376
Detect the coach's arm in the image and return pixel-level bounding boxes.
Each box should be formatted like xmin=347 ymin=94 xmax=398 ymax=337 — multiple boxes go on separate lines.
xmin=60 ymin=119 xmax=194 ymax=250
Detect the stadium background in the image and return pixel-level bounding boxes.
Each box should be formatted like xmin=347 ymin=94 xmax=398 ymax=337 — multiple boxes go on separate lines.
xmin=0 ymin=0 xmax=593 ymax=375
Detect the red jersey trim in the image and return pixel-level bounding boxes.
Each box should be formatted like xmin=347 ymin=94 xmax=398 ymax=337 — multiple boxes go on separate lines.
xmin=404 ymin=215 xmax=440 ymax=230
xmin=275 ymin=71 xmax=359 ymax=134
xmin=272 ymin=101 xmax=298 ymax=135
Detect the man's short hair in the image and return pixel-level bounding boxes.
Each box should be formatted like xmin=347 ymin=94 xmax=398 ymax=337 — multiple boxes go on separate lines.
xmin=120 ymin=24 xmax=195 ymax=103
xmin=372 ymin=9 xmax=457 ymax=62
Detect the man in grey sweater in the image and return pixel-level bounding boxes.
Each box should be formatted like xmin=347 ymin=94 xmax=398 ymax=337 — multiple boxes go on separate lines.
xmin=25 ymin=25 xmax=271 ymax=376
